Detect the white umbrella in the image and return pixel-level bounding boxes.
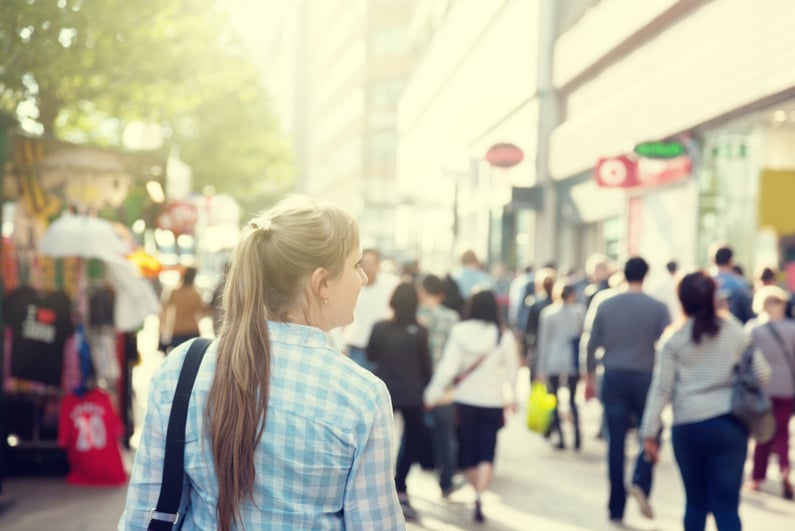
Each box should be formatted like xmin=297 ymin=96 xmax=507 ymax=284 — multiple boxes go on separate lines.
xmin=38 ymin=213 xmax=128 ymax=260
xmin=104 ymin=259 xmax=162 ymax=332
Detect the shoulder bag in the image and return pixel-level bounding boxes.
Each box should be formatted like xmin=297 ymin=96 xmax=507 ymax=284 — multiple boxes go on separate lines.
xmin=730 ymin=344 xmax=775 ymax=443
xmin=148 ymin=338 xmax=212 ymax=531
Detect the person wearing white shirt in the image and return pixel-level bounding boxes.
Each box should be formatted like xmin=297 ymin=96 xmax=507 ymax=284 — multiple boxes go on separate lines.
xmin=343 ymin=249 xmax=398 ymax=370
xmin=423 ymin=290 xmax=519 ymax=523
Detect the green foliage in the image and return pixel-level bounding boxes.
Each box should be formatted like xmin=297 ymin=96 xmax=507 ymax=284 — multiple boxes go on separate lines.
xmin=0 ymin=0 xmax=294 ymax=207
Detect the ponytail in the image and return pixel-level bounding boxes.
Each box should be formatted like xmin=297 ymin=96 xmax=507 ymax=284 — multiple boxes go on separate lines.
xmin=208 ymin=231 xmax=271 ymax=531
xmin=678 ymin=271 xmax=721 ymax=344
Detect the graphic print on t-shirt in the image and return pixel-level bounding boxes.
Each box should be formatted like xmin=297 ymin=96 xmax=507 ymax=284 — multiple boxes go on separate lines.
xmin=58 ymin=388 xmax=127 ymax=486
xmin=3 ymin=286 xmax=74 ymax=386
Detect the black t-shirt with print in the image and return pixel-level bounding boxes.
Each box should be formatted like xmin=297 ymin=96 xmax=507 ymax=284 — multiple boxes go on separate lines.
xmin=3 ymin=286 xmax=74 ymax=386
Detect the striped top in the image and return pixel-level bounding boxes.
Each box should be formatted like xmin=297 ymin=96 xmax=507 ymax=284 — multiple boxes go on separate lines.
xmin=640 ymin=316 xmax=771 ymax=439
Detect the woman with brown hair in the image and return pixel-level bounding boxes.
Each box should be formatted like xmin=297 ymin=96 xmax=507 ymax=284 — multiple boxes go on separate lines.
xmin=641 ymin=271 xmax=770 ymax=531
xmin=120 ymin=196 xmax=404 ymax=530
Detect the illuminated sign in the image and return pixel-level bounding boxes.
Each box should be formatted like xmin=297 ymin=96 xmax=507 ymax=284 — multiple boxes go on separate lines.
xmin=633 ymin=141 xmax=686 ymax=159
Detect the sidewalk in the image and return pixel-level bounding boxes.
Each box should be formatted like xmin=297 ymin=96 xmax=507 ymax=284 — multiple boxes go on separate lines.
xmin=2 ymin=319 xmax=795 ymax=530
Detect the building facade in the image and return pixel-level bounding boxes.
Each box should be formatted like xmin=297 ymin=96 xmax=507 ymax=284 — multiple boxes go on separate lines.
xmin=396 ymin=0 xmax=542 ymax=273
xmin=548 ymin=0 xmax=795 ymax=287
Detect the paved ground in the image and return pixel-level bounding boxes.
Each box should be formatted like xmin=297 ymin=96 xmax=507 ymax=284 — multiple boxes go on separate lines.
xmin=2 ymin=317 xmax=795 ymax=530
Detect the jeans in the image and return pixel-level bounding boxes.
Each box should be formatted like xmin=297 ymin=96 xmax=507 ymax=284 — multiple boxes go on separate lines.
xmin=602 ymin=369 xmax=657 ymax=520
xmin=427 ymin=404 xmax=457 ymax=491
xmin=672 ymin=415 xmax=748 ymax=531
xmin=547 ymin=375 xmax=580 ymax=448
xmin=347 ymin=345 xmax=375 ymax=371
xmin=752 ymin=396 xmax=794 ymax=480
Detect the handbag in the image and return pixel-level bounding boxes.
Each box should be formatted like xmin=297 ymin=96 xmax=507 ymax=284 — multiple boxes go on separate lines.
xmin=730 ymin=345 xmax=775 ymax=443
xmin=526 ymin=381 xmax=557 ymax=434
xmin=147 ymin=338 xmax=212 ymax=531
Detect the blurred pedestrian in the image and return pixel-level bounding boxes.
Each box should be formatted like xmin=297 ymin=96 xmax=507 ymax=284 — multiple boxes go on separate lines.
xmin=442 ymin=273 xmax=465 ymax=318
xmin=344 ymin=248 xmax=399 ymax=370
xmin=641 ymin=271 xmax=771 ymax=531
xmin=424 ymin=290 xmax=520 ymax=523
xmin=745 ymin=285 xmax=795 ymax=499
xmin=508 ymin=265 xmax=534 ymax=329
xmin=417 ymin=274 xmax=461 ymax=497
xmin=367 ymin=282 xmax=432 ymax=521
xmin=158 ymin=266 xmax=207 ymax=353
xmin=583 ymin=254 xmax=611 ymax=310
xmin=518 ymin=267 xmax=556 ymax=382
xmin=651 ymin=259 xmax=682 ymax=324
xmin=121 ymin=196 xmax=404 ymax=530
xmin=452 ymin=249 xmax=495 ymax=299
xmin=536 ymin=281 xmax=585 ymax=450
xmin=710 ymin=243 xmax=755 ymax=323
xmin=584 ymin=257 xmax=670 ymax=523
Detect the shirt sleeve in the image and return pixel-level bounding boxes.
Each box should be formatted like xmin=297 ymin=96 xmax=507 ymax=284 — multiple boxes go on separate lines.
xmin=585 ymin=304 xmax=604 ymax=375
xmin=536 ymin=310 xmax=551 ymax=377
xmin=118 ymin=373 xmax=190 ymax=531
xmin=343 ymin=381 xmax=405 ymax=530
xmin=751 ymin=346 xmax=772 ymax=384
xmin=501 ymin=331 xmax=520 ymax=403
xmin=424 ymin=327 xmax=463 ymax=406
xmin=418 ymin=328 xmax=432 ymax=386
xmin=640 ymin=336 xmax=677 ymax=439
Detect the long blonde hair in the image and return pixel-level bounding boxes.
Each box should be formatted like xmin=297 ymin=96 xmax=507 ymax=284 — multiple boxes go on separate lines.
xmin=207 ymin=196 xmax=359 ymax=531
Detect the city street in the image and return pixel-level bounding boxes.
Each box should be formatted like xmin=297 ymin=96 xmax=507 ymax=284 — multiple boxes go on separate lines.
xmin=1 ymin=319 xmax=794 ymax=531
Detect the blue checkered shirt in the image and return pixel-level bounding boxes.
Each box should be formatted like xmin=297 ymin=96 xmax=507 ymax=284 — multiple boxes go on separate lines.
xmin=119 ymin=322 xmax=405 ymax=530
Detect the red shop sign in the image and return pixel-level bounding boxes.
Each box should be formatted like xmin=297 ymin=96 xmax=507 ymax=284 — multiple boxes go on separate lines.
xmin=594 ymin=155 xmax=638 ymax=188
xmin=595 ymin=155 xmax=691 ymax=188
xmin=156 ymin=200 xmax=198 ymax=235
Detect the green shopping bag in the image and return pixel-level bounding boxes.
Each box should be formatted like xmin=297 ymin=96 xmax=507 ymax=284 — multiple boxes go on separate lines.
xmin=526 ymin=381 xmax=557 ymax=434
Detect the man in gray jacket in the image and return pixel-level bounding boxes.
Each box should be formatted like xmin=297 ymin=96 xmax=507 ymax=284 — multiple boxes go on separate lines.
xmin=583 ymin=257 xmax=670 ymax=524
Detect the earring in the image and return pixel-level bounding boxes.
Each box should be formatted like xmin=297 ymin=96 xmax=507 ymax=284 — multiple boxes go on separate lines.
xmin=324 ymin=299 xmax=329 ymax=304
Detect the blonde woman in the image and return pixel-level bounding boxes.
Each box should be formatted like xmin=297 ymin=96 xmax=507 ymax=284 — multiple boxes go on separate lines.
xmin=120 ymin=197 xmax=404 ymax=530
xmin=745 ymin=285 xmax=795 ymax=499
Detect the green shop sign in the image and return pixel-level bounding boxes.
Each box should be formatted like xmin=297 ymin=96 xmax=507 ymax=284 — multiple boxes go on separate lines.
xmin=633 ymin=140 xmax=686 ymax=159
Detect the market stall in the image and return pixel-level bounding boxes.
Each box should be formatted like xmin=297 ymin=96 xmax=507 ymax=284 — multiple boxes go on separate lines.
xmin=0 ymin=132 xmax=164 ymax=479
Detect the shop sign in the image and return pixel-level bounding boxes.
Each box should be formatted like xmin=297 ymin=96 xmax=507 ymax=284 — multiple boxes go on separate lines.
xmin=633 ymin=140 xmax=686 ymax=159
xmin=637 ymin=156 xmax=692 ymax=187
xmin=485 ymin=143 xmax=524 ymax=168
xmin=156 ymin=200 xmax=198 ymax=235
xmin=595 ymin=155 xmax=691 ymax=188
xmin=594 ymin=155 xmax=638 ymax=188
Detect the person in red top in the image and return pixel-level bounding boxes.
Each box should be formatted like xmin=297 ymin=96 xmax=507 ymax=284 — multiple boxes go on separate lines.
xmin=58 ymin=387 xmax=127 ymax=486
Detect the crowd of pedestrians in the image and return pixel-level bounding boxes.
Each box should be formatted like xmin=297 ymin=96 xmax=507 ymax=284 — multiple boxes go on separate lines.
xmin=120 ymin=196 xmax=795 ymax=530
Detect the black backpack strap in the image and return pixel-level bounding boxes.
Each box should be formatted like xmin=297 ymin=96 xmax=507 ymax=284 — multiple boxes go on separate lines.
xmin=148 ymin=338 xmax=212 ymax=531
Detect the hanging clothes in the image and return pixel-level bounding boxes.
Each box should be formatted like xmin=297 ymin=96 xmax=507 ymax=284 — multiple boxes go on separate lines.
xmin=57 ymin=387 xmax=127 ymax=486
xmin=3 ymin=286 xmax=74 ymax=386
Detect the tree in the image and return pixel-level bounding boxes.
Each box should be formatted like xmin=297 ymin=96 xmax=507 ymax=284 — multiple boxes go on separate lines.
xmin=0 ymin=0 xmax=294 ymax=209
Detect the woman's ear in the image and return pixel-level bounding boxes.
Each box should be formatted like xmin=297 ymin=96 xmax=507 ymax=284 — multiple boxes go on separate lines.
xmin=310 ymin=267 xmax=330 ymax=300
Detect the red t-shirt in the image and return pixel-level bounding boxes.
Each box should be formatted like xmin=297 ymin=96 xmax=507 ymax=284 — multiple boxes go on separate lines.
xmin=57 ymin=388 xmax=127 ymax=486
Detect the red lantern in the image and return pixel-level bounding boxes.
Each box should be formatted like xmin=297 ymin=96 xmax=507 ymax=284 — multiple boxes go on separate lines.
xmin=485 ymin=143 xmax=524 ymax=168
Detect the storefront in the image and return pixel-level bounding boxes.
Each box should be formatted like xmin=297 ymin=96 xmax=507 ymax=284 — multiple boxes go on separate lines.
xmin=549 ymin=0 xmax=795 ymax=277
xmin=696 ymin=101 xmax=795 ymax=287
xmin=1 ymin=132 xmax=164 ymax=479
